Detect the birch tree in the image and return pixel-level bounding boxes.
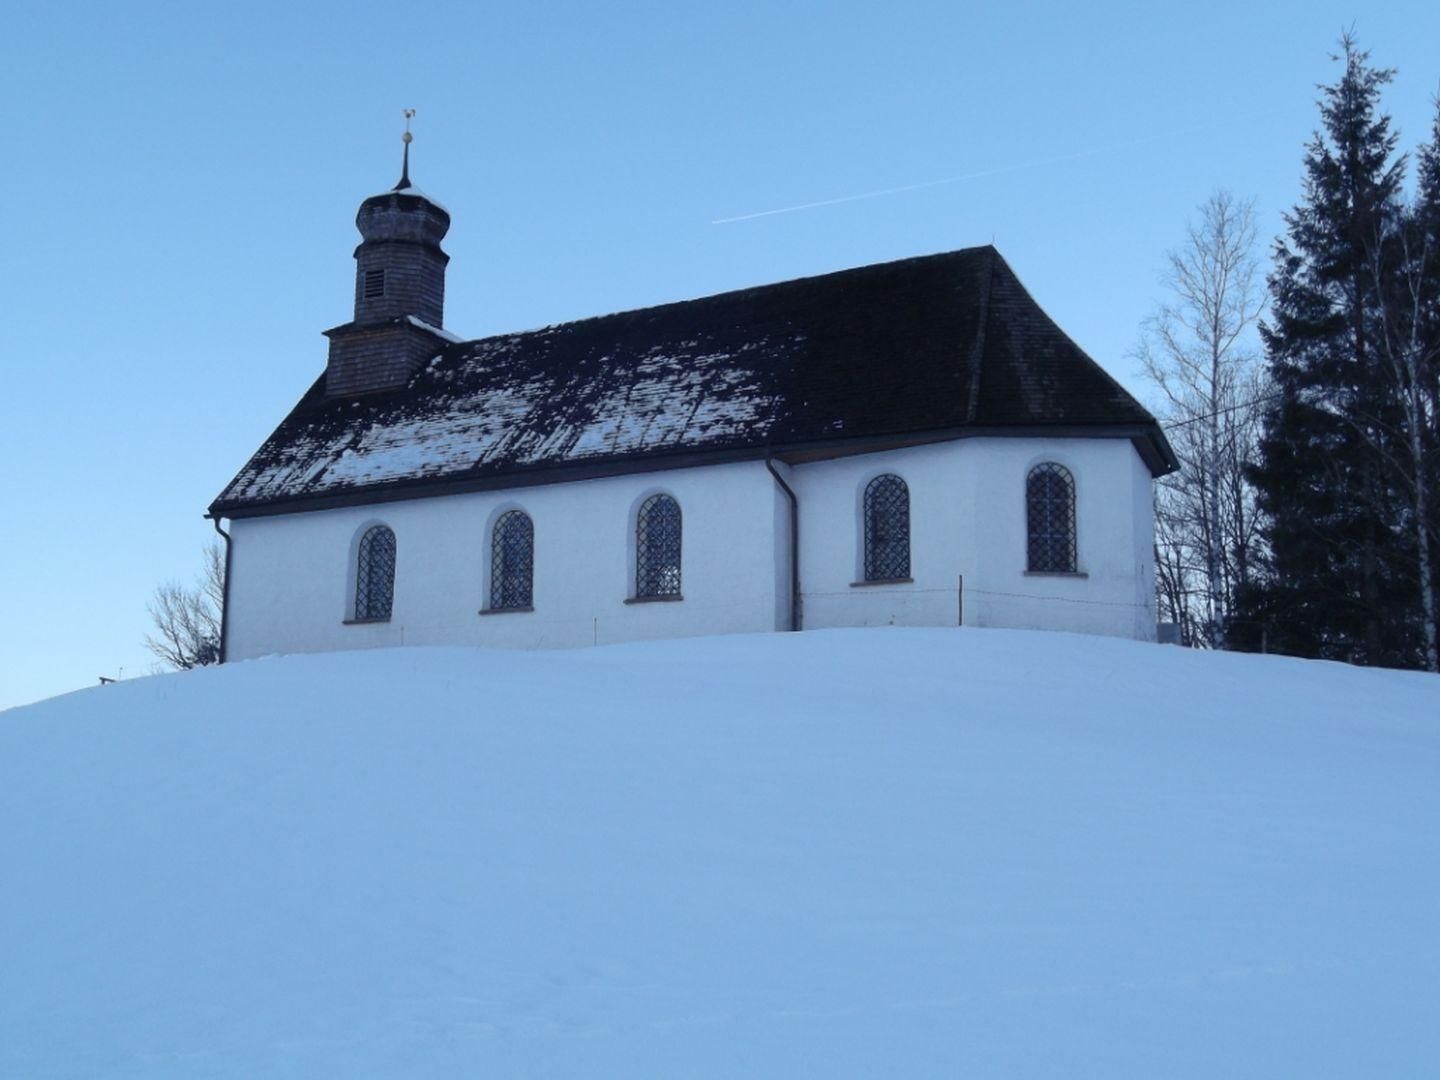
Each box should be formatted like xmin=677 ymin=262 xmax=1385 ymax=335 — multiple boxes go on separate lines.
xmin=1365 ymin=103 xmax=1440 ymax=670
xmin=1138 ymin=190 xmax=1267 ymax=647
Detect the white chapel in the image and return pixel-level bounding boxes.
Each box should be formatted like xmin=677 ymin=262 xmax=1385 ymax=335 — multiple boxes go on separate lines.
xmin=208 ymin=149 xmax=1176 ymax=661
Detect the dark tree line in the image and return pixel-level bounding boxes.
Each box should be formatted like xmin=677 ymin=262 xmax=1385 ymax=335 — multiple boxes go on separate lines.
xmin=1150 ymin=34 xmax=1440 ymax=671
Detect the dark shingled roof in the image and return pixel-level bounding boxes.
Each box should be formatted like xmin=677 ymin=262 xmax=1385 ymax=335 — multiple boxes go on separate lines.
xmin=211 ymin=247 xmax=1175 ymax=517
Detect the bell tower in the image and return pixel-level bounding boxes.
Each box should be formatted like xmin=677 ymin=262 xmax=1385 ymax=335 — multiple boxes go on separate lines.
xmin=324 ymin=111 xmax=455 ymax=397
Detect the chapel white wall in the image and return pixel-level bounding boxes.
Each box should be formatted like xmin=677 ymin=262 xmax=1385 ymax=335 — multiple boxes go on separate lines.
xmin=225 ymin=461 xmax=786 ymax=660
xmin=792 ymin=437 xmax=1156 ymax=640
xmin=225 ymin=436 xmax=1158 ymax=661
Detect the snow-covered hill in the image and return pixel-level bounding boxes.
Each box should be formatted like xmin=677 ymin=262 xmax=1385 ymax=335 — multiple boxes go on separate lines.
xmin=2 ymin=629 xmax=1437 ymax=1078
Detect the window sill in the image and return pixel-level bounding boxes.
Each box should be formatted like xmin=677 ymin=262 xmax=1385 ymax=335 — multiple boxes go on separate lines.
xmin=1023 ymin=570 xmax=1088 ymax=579
xmin=624 ymin=594 xmax=684 ymax=605
xmin=850 ymin=577 xmax=914 ymax=587
xmin=479 ymin=606 xmax=534 ymax=616
xmin=342 ymin=617 xmax=392 ymax=625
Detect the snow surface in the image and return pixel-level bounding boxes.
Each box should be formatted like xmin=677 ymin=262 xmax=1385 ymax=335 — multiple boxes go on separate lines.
xmin=2 ymin=628 xmax=1437 ymax=1077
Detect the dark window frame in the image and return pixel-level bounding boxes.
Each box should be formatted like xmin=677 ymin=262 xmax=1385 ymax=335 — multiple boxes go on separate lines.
xmin=635 ymin=493 xmax=682 ymax=599
xmin=363 ymin=268 xmax=386 ymax=300
xmin=1026 ymin=462 xmax=1077 ymax=573
xmin=489 ymin=509 xmax=534 ymax=611
xmin=354 ymin=524 xmax=396 ymax=621
xmin=862 ymin=473 xmax=911 ymax=582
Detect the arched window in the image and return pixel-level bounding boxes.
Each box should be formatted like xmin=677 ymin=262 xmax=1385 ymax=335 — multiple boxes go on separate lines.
xmin=863 ymin=474 xmax=911 ymax=581
xmin=1027 ymin=463 xmax=1076 ymax=572
xmin=354 ymin=524 xmax=396 ymax=621
xmin=490 ymin=510 xmax=534 ymax=610
xmin=635 ymin=494 xmax=682 ymax=598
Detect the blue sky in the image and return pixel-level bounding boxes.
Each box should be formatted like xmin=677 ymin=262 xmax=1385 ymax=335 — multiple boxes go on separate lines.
xmin=2 ymin=0 xmax=1438 ymax=709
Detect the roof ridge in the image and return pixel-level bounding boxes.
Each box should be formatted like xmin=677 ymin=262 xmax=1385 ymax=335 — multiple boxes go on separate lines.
xmin=451 ymin=246 xmax=999 ymax=349
xmin=964 ymin=248 xmax=998 ymax=424
xmin=990 ymin=255 xmax=1158 ymax=418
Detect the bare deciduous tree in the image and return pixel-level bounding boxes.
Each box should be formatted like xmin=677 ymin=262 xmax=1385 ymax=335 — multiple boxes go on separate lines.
xmin=1137 ymin=191 xmax=1268 ymax=647
xmin=144 ymin=543 xmax=224 ymax=670
xmin=1366 ymin=209 xmax=1440 ymax=670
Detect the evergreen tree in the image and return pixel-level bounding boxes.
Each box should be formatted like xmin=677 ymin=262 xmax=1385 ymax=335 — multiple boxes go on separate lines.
xmin=1387 ymin=100 xmax=1440 ymax=669
xmin=1414 ymin=102 xmax=1440 ymax=441
xmin=1241 ymin=37 xmax=1417 ymax=665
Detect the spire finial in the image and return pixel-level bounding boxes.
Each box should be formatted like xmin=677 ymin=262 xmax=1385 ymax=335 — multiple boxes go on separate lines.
xmin=396 ymin=108 xmax=416 ymax=190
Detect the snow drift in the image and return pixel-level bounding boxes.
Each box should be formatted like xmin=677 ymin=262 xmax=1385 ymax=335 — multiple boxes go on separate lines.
xmin=2 ymin=628 xmax=1437 ymax=1078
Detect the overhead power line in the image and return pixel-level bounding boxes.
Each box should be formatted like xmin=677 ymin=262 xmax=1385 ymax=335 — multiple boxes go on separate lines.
xmin=1159 ymin=391 xmax=1285 ymax=431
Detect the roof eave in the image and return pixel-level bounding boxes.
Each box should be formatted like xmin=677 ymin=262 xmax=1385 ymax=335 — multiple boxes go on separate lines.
xmin=208 ymin=422 xmax=1176 ymax=519
xmin=1139 ymin=424 xmax=1180 ymax=477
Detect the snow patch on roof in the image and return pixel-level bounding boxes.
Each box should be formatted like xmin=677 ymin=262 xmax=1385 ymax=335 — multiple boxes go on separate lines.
xmin=406 ymin=315 xmax=462 ymax=343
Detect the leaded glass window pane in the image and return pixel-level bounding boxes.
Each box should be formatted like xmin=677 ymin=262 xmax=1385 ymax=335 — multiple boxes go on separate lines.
xmin=355 ymin=524 xmax=396 ymax=621
xmin=636 ymin=494 xmax=682 ymax=598
xmin=863 ymin=474 xmax=911 ymax=581
xmin=1027 ymin=463 xmax=1076 ymax=572
xmin=490 ymin=510 xmax=534 ymax=610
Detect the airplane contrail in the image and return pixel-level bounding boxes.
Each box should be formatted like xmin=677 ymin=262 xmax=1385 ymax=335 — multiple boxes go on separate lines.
xmin=711 ymin=116 xmax=1264 ymax=225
